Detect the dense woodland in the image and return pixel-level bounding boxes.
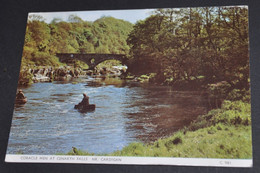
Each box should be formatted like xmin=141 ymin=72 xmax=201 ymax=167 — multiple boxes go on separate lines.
xmin=127 ymin=7 xmax=249 ymax=91
xmin=21 ymin=14 xmax=133 ymax=67
xmin=21 ymin=6 xmax=249 ymax=93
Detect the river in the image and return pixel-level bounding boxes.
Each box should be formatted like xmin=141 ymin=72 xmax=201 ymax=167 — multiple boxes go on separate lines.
xmin=7 ymin=76 xmax=208 ymax=155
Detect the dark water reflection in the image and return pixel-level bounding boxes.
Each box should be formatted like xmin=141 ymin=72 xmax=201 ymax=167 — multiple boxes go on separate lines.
xmin=7 ymin=77 xmax=208 ymax=155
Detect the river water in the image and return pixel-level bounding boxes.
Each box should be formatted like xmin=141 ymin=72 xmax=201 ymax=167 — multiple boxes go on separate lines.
xmin=7 ymin=76 xmax=208 ymax=155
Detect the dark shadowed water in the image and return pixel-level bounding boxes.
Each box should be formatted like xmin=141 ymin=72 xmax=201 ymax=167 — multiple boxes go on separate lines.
xmin=7 ymin=77 xmax=208 ymax=155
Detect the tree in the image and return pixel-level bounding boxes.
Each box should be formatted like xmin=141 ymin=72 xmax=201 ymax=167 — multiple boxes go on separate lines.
xmin=127 ymin=6 xmax=249 ymax=89
xmin=21 ymin=14 xmax=133 ymax=69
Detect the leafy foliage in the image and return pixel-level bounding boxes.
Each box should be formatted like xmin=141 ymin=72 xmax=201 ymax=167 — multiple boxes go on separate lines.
xmin=188 ymin=100 xmax=251 ymax=132
xmin=22 ymin=15 xmax=133 ymax=68
xmin=127 ymin=7 xmax=249 ymax=90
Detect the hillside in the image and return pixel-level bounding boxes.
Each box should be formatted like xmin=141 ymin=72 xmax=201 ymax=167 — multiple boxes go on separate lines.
xmin=21 ymin=15 xmax=133 ymax=68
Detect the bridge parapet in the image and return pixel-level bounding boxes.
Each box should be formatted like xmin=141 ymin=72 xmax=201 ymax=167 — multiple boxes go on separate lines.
xmin=56 ymin=53 xmax=127 ymax=70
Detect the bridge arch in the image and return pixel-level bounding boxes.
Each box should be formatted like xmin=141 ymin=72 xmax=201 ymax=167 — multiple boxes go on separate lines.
xmin=56 ymin=53 xmax=128 ymax=70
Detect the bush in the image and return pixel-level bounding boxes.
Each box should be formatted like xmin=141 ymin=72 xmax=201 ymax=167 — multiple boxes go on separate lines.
xmin=210 ymin=100 xmax=251 ymax=126
xmin=207 ymin=81 xmax=231 ymax=99
xmin=187 ymin=100 xmax=251 ymax=133
xmin=18 ymin=68 xmax=34 ymax=85
xmin=136 ymin=73 xmax=156 ymax=83
xmin=226 ymin=89 xmax=251 ymax=103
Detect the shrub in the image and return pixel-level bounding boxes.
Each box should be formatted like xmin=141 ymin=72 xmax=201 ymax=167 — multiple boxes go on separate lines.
xmin=226 ymin=89 xmax=251 ymax=103
xmin=186 ymin=100 xmax=251 ymax=133
xmin=18 ymin=68 xmax=34 ymax=85
xmin=207 ymin=81 xmax=231 ymax=99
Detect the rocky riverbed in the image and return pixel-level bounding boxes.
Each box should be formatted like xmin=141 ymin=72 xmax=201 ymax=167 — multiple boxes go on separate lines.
xmin=18 ymin=66 xmax=127 ymax=85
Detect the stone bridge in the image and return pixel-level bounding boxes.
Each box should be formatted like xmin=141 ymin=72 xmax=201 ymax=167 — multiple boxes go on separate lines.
xmin=56 ymin=53 xmax=128 ymax=70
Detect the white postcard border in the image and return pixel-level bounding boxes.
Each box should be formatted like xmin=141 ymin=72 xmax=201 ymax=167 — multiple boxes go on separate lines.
xmin=5 ymin=154 xmax=252 ymax=167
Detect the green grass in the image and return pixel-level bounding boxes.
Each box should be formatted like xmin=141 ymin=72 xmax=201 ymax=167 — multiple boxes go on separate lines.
xmin=64 ymin=100 xmax=252 ymax=159
xmin=107 ymin=125 xmax=251 ymax=159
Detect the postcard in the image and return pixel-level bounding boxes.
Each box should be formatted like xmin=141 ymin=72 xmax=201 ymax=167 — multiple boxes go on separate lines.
xmin=5 ymin=6 xmax=252 ymax=167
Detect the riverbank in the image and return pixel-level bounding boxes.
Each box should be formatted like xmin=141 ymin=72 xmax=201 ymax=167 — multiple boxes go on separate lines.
xmin=18 ymin=66 xmax=87 ymax=85
xmin=18 ymin=66 xmax=126 ymax=86
xmin=65 ymin=100 xmax=252 ymax=159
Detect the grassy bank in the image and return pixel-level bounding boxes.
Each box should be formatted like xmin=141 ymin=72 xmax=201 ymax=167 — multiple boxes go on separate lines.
xmin=65 ymin=100 xmax=252 ymax=159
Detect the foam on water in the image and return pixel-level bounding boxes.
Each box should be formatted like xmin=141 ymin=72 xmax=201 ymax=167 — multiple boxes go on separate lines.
xmin=7 ymin=77 xmax=208 ymax=155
